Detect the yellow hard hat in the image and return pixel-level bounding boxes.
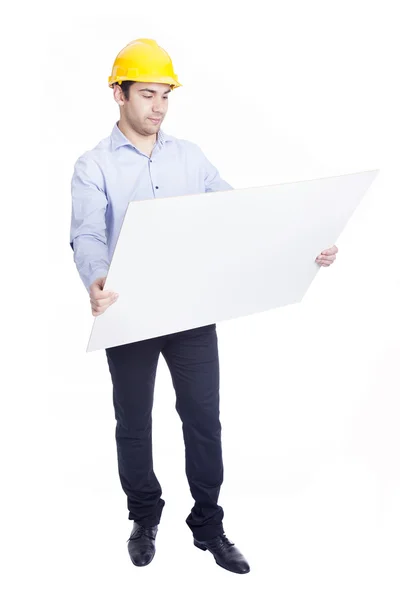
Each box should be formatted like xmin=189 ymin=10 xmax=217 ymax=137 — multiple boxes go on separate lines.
xmin=108 ymin=38 xmax=182 ymax=89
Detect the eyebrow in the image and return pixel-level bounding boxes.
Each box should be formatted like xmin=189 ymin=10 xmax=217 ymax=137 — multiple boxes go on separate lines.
xmin=138 ymin=88 xmax=171 ymax=94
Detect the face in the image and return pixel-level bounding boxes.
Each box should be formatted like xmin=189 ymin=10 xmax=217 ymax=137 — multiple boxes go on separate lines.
xmin=115 ymin=81 xmax=171 ymax=136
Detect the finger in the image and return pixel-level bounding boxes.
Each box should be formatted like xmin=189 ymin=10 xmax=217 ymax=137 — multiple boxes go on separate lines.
xmin=322 ymin=246 xmax=338 ymax=255
xmin=90 ymin=297 xmax=111 ymax=308
xmin=317 ymin=254 xmax=336 ymax=263
xmin=91 ymin=296 xmax=118 ymax=312
xmin=93 ymin=290 xmax=116 ymax=300
xmin=91 ymin=293 xmax=118 ymax=307
xmin=91 ymin=299 xmax=105 ymax=310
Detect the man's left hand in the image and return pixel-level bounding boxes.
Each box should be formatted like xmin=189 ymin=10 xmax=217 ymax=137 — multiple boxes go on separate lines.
xmin=315 ymin=245 xmax=338 ymax=267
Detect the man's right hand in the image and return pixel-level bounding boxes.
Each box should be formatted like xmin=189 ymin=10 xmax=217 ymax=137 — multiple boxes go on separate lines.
xmin=89 ymin=276 xmax=119 ymax=316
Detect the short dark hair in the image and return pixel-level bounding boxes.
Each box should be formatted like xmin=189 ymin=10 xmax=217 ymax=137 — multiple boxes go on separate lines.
xmin=114 ymin=80 xmax=172 ymax=100
xmin=113 ymin=80 xmax=136 ymax=101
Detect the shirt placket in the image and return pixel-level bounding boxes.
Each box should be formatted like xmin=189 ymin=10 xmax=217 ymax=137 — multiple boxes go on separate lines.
xmin=147 ymin=141 xmax=162 ymax=197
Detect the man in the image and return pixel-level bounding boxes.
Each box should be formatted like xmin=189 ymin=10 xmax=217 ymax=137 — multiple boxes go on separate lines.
xmin=70 ymin=38 xmax=338 ymax=574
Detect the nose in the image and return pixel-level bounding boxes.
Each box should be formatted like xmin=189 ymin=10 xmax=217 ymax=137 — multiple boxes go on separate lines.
xmin=152 ymin=99 xmax=164 ymax=114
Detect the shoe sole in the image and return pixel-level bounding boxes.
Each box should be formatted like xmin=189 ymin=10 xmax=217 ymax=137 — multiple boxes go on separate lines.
xmin=193 ymin=540 xmax=250 ymax=574
xmin=193 ymin=540 xmax=208 ymax=551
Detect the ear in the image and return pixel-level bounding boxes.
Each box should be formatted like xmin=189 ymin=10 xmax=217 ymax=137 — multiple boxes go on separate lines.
xmin=113 ymin=84 xmax=124 ymax=106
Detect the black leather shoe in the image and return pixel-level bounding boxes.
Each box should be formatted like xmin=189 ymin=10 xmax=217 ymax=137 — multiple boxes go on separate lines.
xmin=194 ymin=533 xmax=250 ymax=574
xmin=127 ymin=522 xmax=158 ymax=567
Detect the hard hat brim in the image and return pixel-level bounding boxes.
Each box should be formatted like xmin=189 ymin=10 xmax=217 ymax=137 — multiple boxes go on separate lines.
xmin=108 ymin=74 xmax=182 ymax=89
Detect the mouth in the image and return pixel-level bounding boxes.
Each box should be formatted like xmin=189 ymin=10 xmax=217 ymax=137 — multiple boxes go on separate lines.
xmin=148 ymin=118 xmax=161 ymax=124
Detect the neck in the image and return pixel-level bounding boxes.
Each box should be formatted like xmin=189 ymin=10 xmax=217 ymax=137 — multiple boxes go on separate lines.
xmin=117 ymin=118 xmax=157 ymax=152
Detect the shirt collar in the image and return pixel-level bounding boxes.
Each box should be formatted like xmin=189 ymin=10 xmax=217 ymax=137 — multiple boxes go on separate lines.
xmin=110 ymin=120 xmax=173 ymax=151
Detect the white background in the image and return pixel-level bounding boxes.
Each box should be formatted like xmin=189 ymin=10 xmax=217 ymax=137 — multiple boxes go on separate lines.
xmin=2 ymin=1 xmax=399 ymax=598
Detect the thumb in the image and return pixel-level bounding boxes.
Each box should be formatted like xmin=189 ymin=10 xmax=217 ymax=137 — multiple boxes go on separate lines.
xmin=91 ymin=276 xmax=106 ymax=291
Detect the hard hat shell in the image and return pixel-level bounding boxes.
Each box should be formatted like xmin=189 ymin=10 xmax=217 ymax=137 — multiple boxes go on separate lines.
xmin=108 ymin=38 xmax=182 ymax=89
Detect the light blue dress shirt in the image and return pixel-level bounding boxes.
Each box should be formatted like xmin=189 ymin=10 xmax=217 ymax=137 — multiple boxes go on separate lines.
xmin=70 ymin=121 xmax=233 ymax=292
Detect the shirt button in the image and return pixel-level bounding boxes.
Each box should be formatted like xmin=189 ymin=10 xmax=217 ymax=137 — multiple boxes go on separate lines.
xmin=155 ymin=186 xmax=159 ymax=189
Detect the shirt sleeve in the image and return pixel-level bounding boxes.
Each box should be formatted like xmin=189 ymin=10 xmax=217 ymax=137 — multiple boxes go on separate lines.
xmin=70 ymin=154 xmax=110 ymax=293
xmin=194 ymin=143 xmax=234 ymax=192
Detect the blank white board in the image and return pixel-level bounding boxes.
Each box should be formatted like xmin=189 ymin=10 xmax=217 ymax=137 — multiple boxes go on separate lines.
xmin=87 ymin=170 xmax=379 ymax=352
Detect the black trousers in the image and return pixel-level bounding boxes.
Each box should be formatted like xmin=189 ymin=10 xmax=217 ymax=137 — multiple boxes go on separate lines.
xmin=105 ymin=323 xmax=224 ymax=541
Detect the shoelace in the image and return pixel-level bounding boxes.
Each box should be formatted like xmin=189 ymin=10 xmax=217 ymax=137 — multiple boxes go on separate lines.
xmin=127 ymin=525 xmax=156 ymax=542
xmin=206 ymin=533 xmax=235 ymax=551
